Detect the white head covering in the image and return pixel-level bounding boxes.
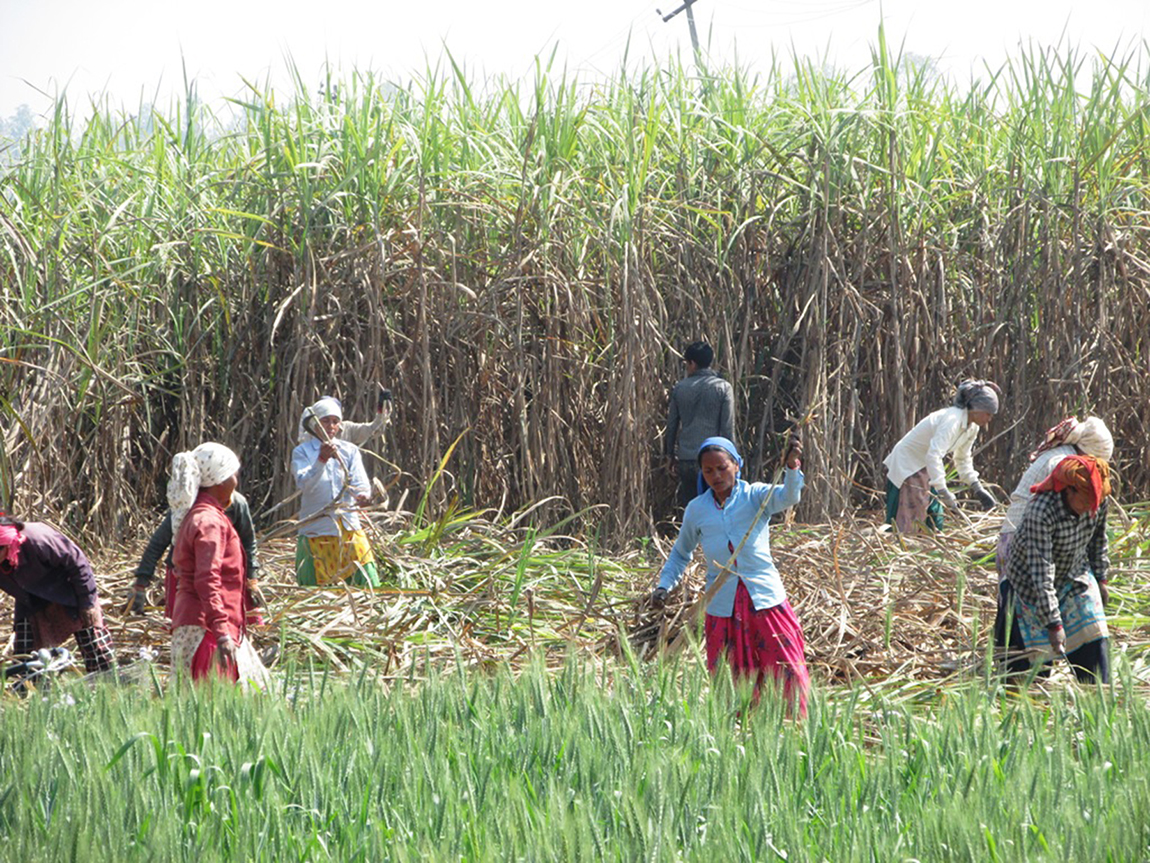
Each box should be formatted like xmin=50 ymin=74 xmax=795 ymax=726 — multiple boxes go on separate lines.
xmin=167 ymin=442 xmax=241 ymax=533
xmin=1066 ymin=416 xmax=1115 ymax=461
xmin=297 ymin=396 xmax=343 ymax=442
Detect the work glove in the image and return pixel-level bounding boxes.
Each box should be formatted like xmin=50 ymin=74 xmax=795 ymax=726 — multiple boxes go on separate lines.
xmin=1047 ymin=623 xmax=1066 ymax=655
xmin=650 ymin=587 xmax=668 ymax=609
xmin=246 ymin=578 xmax=267 ymax=609
xmin=938 ymin=488 xmax=960 ymax=512
xmin=122 ymin=581 xmax=149 ymax=614
xmin=376 ymin=386 xmax=395 ymax=427
xmin=970 ymin=481 xmax=997 ymax=511
xmin=377 ymin=385 xmax=393 ymax=410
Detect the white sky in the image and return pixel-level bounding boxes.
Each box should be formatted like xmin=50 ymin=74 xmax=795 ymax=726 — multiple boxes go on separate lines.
xmin=1 ymin=0 xmax=1148 ymax=118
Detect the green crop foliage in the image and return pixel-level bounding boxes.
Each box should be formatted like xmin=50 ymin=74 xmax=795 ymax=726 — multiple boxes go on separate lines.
xmin=1 ymin=39 xmax=1149 ymax=541
xmin=1 ymin=657 xmax=1148 ymax=861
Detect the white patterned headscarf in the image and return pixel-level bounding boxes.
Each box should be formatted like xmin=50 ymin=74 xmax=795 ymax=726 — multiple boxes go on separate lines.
xmin=1066 ymin=416 xmax=1114 ymax=461
xmin=296 ymin=396 xmax=343 ymax=443
xmin=167 ymin=443 xmax=241 ymax=533
xmin=1030 ymin=415 xmax=1115 ymax=463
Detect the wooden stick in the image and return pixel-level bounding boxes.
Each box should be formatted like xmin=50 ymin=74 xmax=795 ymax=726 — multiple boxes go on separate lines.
xmin=663 ymin=462 xmax=790 ymax=656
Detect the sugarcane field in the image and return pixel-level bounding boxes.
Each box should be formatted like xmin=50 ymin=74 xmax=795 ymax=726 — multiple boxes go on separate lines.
xmin=3 ymin=4 xmax=1150 ymax=859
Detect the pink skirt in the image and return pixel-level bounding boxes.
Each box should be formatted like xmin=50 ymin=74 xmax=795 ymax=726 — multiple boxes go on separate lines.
xmin=191 ymin=631 xmax=239 ymax=682
xmin=705 ymin=581 xmax=810 ymax=715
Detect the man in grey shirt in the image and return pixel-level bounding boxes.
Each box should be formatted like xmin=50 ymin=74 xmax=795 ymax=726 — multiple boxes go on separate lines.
xmin=663 ymin=342 xmax=737 ymax=508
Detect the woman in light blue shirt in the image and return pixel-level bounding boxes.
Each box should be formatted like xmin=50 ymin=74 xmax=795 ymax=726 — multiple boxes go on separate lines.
xmin=652 ymin=435 xmax=810 ymax=712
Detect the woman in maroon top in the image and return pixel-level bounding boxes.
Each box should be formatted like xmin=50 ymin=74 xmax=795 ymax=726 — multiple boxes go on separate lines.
xmin=0 ymin=515 xmax=115 ymax=673
xmin=167 ymin=443 xmax=269 ymax=688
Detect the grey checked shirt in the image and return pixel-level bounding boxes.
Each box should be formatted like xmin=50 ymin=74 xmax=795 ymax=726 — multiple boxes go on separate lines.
xmin=664 ymin=369 xmax=736 ymax=460
xmin=1003 ymin=492 xmax=1109 ymax=628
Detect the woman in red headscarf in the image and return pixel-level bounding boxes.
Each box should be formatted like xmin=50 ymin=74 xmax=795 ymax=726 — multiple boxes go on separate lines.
xmin=0 ymin=515 xmax=115 ymax=673
xmin=998 ymin=455 xmax=1113 ymax=682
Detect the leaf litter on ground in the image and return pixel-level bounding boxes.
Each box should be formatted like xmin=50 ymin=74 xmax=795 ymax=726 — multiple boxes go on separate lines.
xmin=4 ymin=502 xmax=1150 ymax=697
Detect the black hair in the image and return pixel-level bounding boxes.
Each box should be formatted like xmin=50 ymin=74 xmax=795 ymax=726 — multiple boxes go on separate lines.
xmin=684 ymin=341 xmax=713 ymax=368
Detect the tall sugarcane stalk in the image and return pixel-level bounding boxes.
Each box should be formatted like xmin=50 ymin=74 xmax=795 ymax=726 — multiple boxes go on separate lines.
xmin=3 ymin=44 xmax=1150 ymax=541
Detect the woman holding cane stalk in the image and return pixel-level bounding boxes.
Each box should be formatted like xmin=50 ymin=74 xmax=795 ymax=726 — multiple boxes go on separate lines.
xmin=168 ymin=442 xmax=269 ymax=688
xmin=291 ymin=396 xmax=381 ymax=587
xmin=651 ymin=432 xmax=809 ymax=714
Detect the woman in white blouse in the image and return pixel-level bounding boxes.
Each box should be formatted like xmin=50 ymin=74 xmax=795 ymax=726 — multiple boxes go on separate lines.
xmin=882 ymin=380 xmax=1002 ymax=533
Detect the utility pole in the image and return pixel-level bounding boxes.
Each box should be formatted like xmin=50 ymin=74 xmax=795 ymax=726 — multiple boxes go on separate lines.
xmin=656 ymin=0 xmax=701 ymax=58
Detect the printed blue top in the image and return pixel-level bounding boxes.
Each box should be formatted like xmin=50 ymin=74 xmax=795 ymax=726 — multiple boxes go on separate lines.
xmin=657 ymin=468 xmax=804 ymax=617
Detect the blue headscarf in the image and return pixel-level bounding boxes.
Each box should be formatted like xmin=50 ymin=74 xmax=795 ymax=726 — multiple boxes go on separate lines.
xmin=696 ymin=437 xmax=743 ymax=496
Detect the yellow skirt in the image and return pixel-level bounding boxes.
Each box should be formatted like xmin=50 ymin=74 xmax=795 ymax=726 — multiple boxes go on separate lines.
xmin=295 ymin=529 xmax=379 ymax=587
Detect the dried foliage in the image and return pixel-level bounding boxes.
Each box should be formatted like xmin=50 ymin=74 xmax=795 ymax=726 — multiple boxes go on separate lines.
xmin=2 ymin=41 xmax=1150 ymax=546
xmin=4 ymin=504 xmax=1147 ymax=686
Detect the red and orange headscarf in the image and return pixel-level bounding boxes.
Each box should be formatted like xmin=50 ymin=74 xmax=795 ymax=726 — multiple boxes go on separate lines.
xmin=1030 ymin=454 xmax=1112 ymax=515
